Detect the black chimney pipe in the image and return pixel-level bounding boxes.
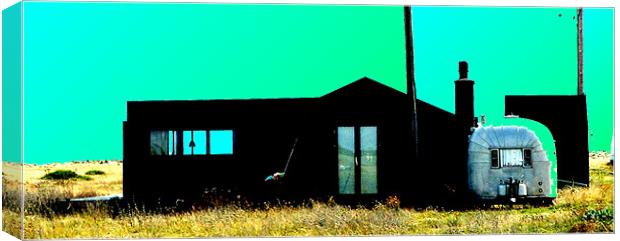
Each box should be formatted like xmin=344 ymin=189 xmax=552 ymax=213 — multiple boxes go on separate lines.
xmin=454 ymin=61 xmax=475 ymax=194
xmin=455 ymin=61 xmax=475 ymax=130
xmin=459 ymin=61 xmax=468 ymax=79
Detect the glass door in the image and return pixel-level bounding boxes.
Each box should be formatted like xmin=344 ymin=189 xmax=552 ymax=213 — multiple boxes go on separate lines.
xmin=338 ymin=127 xmax=356 ymax=194
xmin=360 ymin=127 xmax=378 ymax=194
xmin=337 ymin=126 xmax=378 ymax=195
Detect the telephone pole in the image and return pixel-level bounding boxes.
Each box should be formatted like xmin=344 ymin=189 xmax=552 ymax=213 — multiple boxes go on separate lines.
xmin=577 ymin=7 xmax=584 ymax=95
xmin=404 ymin=6 xmax=419 ymax=160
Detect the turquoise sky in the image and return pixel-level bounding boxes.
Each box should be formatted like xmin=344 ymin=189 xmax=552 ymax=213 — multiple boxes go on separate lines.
xmin=7 ymin=3 xmax=614 ymax=164
xmin=412 ymin=7 xmax=614 ymax=161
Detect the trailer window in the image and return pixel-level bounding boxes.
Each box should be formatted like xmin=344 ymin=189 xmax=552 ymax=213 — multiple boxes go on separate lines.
xmin=490 ymin=149 xmax=500 ymax=168
xmin=501 ymin=149 xmax=524 ymax=167
xmin=523 ymin=149 xmax=532 ymax=167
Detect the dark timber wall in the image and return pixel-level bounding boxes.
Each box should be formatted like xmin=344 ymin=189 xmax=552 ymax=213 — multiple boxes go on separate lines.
xmin=123 ymin=77 xmax=467 ymax=203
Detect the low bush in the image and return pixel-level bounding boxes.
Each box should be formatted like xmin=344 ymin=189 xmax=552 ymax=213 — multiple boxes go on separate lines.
xmin=85 ymin=170 xmax=106 ymax=175
xmin=41 ymin=170 xmax=91 ymax=181
xmin=582 ymin=208 xmax=614 ymax=225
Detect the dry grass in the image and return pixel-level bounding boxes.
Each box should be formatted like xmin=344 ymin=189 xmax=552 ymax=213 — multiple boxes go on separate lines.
xmin=557 ymin=155 xmax=614 ymax=208
xmin=2 ymin=161 xmax=23 ymax=238
xmin=2 ymin=156 xmax=614 ymax=239
xmin=19 ymin=202 xmax=583 ymax=238
xmin=3 ymin=160 xmax=122 ymax=238
xmin=21 ymin=161 xmax=122 ymax=197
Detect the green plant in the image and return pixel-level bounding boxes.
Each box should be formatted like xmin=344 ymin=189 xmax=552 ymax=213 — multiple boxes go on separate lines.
xmin=85 ymin=170 xmax=106 ymax=176
xmin=570 ymin=207 xmax=614 ymax=232
xmin=582 ymin=208 xmax=614 ymax=225
xmin=41 ymin=170 xmax=92 ymax=181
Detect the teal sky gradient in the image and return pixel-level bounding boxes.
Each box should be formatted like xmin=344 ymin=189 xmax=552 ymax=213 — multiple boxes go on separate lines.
xmin=2 ymin=2 xmax=23 ymax=163
xmin=23 ymin=3 xmax=405 ymax=163
xmin=412 ymin=7 xmax=613 ymax=196
xmin=19 ymin=3 xmax=613 ymax=164
xmin=413 ymin=7 xmax=613 ymax=155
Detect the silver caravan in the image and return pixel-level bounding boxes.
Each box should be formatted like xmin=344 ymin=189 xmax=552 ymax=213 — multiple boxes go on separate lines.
xmin=467 ymin=126 xmax=554 ymax=203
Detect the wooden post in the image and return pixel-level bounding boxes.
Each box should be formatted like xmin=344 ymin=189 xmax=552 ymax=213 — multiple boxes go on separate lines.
xmin=404 ymin=6 xmax=419 ymax=160
xmin=577 ymin=7 xmax=584 ymax=95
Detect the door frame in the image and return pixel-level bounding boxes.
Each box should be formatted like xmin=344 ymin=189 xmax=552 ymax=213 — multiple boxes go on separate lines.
xmin=336 ymin=125 xmax=379 ymax=196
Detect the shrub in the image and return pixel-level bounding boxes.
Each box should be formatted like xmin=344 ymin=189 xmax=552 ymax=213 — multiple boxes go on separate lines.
xmin=569 ymin=207 xmax=615 ymax=232
xmin=41 ymin=170 xmax=92 ymax=181
xmin=582 ymin=208 xmax=614 ymax=225
xmin=85 ymin=170 xmax=106 ymax=175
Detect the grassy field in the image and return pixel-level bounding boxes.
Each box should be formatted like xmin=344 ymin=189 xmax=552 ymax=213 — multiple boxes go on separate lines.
xmin=2 ymin=154 xmax=614 ymax=239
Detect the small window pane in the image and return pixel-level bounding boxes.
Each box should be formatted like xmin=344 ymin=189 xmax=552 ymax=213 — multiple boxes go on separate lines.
xmin=501 ymin=149 xmax=524 ymax=167
xmin=150 ymin=131 xmax=168 ymax=155
xmin=360 ymin=126 xmax=378 ymax=194
xmin=338 ymin=127 xmax=355 ymax=194
xmin=168 ymin=131 xmax=177 ymax=155
xmin=491 ymin=149 xmax=499 ymax=168
xmin=523 ymin=149 xmax=532 ymax=167
xmin=183 ymin=131 xmax=193 ymax=155
xmin=183 ymin=130 xmax=207 ymax=155
xmin=209 ymin=130 xmax=233 ymax=155
xmin=193 ymin=131 xmax=207 ymax=155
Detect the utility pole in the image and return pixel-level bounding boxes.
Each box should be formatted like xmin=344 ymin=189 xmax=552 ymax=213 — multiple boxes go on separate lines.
xmin=404 ymin=6 xmax=419 ymax=160
xmin=577 ymin=7 xmax=584 ymax=95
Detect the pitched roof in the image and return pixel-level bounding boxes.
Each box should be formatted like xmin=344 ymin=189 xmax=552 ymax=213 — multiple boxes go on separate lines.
xmin=321 ymin=77 xmax=405 ymax=99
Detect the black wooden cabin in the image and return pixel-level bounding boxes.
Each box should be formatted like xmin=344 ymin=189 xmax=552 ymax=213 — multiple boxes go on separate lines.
xmin=122 ymin=77 xmax=468 ymax=204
